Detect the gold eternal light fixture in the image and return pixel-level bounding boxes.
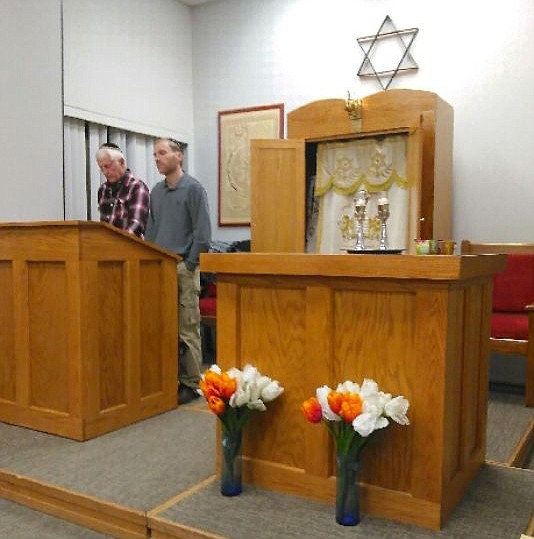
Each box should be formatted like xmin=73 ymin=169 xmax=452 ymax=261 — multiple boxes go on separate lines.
xmin=345 ymin=91 xmax=362 ymax=121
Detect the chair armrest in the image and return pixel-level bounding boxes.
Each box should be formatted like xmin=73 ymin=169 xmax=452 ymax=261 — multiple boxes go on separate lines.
xmin=528 ymin=306 xmax=534 ymax=355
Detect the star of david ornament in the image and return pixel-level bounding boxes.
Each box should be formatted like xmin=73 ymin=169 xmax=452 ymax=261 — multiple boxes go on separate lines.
xmin=357 ymin=15 xmax=419 ymax=90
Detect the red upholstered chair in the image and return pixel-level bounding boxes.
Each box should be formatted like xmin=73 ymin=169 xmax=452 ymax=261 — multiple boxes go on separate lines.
xmin=461 ymin=241 xmax=534 ymax=407
xmin=199 ymin=281 xmax=216 ymax=327
xmin=199 ymin=279 xmax=216 ymax=365
xmin=198 ymin=239 xmax=250 ymax=364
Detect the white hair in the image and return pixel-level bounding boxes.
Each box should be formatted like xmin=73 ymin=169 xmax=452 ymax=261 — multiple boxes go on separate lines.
xmin=96 ymin=147 xmax=125 ymax=163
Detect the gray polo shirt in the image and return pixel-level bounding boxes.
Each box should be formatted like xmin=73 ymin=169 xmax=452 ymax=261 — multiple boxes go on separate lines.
xmin=146 ymin=173 xmax=212 ymax=271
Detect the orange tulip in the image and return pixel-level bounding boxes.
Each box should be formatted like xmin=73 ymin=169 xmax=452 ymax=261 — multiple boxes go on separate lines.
xmin=301 ymin=397 xmax=322 ymax=423
xmin=208 ymin=395 xmax=226 ymax=415
xmin=327 ymin=391 xmax=344 ymax=415
xmin=199 ymin=378 xmax=217 ymax=399
xmin=338 ymin=393 xmax=363 ymax=423
xmin=203 ymin=370 xmax=222 ymax=392
xmin=219 ymin=372 xmax=237 ymax=400
xmin=201 ymin=370 xmax=237 ymax=402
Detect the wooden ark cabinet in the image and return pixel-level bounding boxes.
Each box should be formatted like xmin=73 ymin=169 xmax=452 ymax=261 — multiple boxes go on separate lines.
xmin=251 ymin=89 xmax=453 ymax=253
xmin=0 ymin=221 xmax=178 ymax=441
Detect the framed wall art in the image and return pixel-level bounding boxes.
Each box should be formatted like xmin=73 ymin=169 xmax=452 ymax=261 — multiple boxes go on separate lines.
xmin=218 ymin=103 xmax=284 ymax=226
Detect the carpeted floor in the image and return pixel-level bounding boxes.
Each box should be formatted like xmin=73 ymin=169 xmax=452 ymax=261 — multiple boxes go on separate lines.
xmin=1 ymin=390 xmax=533 ymax=539
xmin=527 ymin=444 xmax=534 ymax=469
xmin=0 ymin=498 xmax=112 ymax=539
xmin=487 ymin=389 xmax=534 ymax=466
xmin=0 ymin=406 xmax=216 ymax=509
xmin=159 ymin=464 xmax=533 ymax=539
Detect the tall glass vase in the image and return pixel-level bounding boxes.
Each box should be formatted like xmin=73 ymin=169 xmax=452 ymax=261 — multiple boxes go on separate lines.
xmin=335 ymin=449 xmax=361 ymax=526
xmin=220 ymin=426 xmax=242 ymax=496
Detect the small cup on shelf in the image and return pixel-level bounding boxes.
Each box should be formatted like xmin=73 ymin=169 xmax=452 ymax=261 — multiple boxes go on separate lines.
xmin=414 ymin=239 xmax=430 ymax=255
xmin=428 ymin=240 xmax=439 ymax=254
xmin=439 ymin=240 xmax=456 ymax=255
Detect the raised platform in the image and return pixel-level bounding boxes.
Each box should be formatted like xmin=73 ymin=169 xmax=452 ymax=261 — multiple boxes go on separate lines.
xmin=0 ymin=398 xmax=532 ymax=539
xmin=149 ymin=465 xmax=533 ymax=539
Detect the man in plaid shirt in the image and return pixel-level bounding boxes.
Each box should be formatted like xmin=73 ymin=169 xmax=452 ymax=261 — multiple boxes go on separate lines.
xmin=96 ymin=142 xmax=149 ymax=238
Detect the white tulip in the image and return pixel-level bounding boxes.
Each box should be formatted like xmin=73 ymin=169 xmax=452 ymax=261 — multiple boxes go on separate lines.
xmin=353 ymin=412 xmax=389 ymax=437
xmin=317 ymin=385 xmax=340 ymax=421
xmin=242 ymin=364 xmax=260 ymax=383
xmin=261 ymin=380 xmax=284 ymax=402
xmin=336 ymin=380 xmax=360 ymax=394
xmin=360 ymin=378 xmax=380 ymax=398
xmin=230 ymin=386 xmax=250 ymax=408
xmin=247 ymin=399 xmax=267 ymax=411
xmin=384 ymin=396 xmax=410 ymax=425
xmin=227 ymin=367 xmax=244 ymax=386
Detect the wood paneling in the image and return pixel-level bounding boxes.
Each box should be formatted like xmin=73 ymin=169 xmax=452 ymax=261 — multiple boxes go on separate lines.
xmin=139 ymin=260 xmax=164 ymax=397
xmin=240 ymin=282 xmax=306 ymax=468
xmin=28 ymin=262 xmax=69 ymax=413
xmin=250 ymin=139 xmax=305 ymax=252
xmin=201 ymin=252 xmax=505 ymax=530
xmin=97 ymin=261 xmax=126 ymax=411
xmin=0 ymin=262 xmax=15 ymax=402
xmin=0 ymin=221 xmax=179 ymax=440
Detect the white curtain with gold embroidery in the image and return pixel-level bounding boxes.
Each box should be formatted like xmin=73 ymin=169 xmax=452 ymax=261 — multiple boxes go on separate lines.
xmin=309 ymin=134 xmax=409 ymax=253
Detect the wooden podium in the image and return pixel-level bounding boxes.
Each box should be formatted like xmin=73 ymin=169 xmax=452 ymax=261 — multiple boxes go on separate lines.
xmin=200 ymin=252 xmax=506 ymax=530
xmin=0 ymin=221 xmax=179 ymax=441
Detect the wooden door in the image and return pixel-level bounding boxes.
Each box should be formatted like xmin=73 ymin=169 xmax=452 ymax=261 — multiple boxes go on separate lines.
xmin=406 ymin=122 xmax=424 ymax=249
xmin=250 ymin=139 xmax=305 ymax=252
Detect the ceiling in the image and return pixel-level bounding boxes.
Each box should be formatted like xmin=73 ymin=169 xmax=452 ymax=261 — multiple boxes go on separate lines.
xmin=180 ymin=0 xmax=215 ymax=5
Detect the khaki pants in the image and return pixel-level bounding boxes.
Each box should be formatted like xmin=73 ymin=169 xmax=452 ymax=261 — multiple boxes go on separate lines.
xmin=177 ymin=261 xmax=201 ymax=389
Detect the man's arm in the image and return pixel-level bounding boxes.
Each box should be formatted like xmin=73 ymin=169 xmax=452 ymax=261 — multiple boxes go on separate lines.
xmin=126 ymin=181 xmax=150 ymax=238
xmin=186 ymin=185 xmax=212 ymax=271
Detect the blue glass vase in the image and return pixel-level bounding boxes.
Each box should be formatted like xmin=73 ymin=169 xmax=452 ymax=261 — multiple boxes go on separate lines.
xmin=220 ymin=426 xmax=242 ymax=496
xmin=335 ymin=449 xmax=361 ymax=526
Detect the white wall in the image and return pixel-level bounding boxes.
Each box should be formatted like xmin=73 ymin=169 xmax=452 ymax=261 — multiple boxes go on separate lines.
xmin=0 ymin=0 xmax=195 ymax=222
xmin=0 ymin=0 xmax=64 ymax=221
xmin=2 ymin=0 xmax=533 ymax=242
xmin=63 ymin=0 xmax=194 ymax=146
xmin=192 ymin=0 xmax=534 ymax=243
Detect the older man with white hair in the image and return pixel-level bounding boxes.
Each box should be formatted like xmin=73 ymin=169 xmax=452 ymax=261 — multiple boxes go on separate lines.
xmin=96 ymin=142 xmax=150 ymax=238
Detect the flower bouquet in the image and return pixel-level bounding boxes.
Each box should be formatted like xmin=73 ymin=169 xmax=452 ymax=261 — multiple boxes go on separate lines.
xmin=301 ymin=378 xmax=410 ymax=525
xmin=199 ymin=363 xmax=284 ymax=496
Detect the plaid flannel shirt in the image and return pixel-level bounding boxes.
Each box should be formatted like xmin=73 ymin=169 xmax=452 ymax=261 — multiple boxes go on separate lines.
xmin=97 ymin=170 xmax=149 ymax=238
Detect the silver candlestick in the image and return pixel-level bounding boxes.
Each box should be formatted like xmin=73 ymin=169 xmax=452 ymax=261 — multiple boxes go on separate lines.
xmin=353 ymin=189 xmax=369 ymax=251
xmin=377 ymin=193 xmax=390 ymax=251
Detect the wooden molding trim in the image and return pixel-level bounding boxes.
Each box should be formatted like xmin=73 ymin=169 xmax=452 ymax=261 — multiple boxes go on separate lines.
xmin=508 ymin=418 xmax=534 ymax=468
xmin=0 ymin=469 xmax=147 ymax=539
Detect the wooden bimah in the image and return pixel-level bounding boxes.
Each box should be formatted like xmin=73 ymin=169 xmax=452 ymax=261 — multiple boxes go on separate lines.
xmin=0 ymin=221 xmax=178 ymax=441
xmin=200 ymin=252 xmax=506 ymax=530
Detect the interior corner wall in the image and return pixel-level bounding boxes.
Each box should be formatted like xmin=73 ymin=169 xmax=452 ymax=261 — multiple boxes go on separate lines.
xmin=0 ymin=0 xmax=64 ymax=221
xmin=62 ymin=0 xmax=194 ymax=145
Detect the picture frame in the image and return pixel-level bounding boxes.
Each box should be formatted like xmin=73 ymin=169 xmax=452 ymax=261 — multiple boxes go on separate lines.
xmin=218 ymin=103 xmax=284 ymax=226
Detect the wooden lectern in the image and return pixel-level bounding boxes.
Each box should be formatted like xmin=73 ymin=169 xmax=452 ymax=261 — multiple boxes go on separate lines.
xmin=0 ymin=221 xmax=179 ymax=441
xmin=201 ymin=252 xmax=506 ymax=530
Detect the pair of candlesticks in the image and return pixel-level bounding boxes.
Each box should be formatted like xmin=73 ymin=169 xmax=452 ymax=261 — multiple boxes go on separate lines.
xmin=353 ymin=189 xmax=390 ymax=251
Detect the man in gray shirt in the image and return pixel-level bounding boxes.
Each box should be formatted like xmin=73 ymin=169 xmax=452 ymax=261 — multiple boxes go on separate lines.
xmin=146 ymin=137 xmax=212 ymax=404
